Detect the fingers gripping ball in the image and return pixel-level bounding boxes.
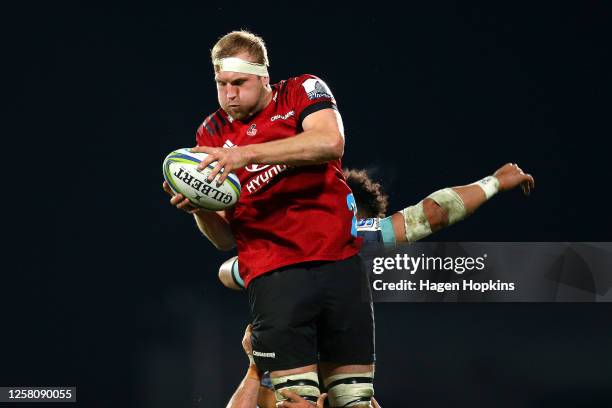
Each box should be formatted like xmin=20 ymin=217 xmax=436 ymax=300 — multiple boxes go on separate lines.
xmin=162 ymin=148 xmax=241 ymax=211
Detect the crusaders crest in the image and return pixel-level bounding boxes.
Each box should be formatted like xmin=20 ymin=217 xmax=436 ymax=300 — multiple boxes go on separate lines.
xmin=246 ymin=124 xmax=257 ymax=136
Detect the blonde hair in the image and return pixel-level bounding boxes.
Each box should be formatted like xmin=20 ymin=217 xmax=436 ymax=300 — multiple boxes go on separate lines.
xmin=211 ymin=30 xmax=269 ymax=67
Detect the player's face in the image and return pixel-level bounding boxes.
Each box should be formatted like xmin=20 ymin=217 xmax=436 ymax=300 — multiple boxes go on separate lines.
xmin=215 ymin=70 xmax=268 ymax=121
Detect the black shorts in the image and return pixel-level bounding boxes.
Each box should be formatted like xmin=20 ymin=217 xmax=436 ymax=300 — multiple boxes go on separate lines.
xmin=247 ymin=254 xmax=375 ymax=372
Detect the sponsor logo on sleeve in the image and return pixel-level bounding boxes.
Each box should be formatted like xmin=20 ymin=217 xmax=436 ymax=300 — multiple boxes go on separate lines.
xmin=301 ymin=78 xmax=334 ymax=100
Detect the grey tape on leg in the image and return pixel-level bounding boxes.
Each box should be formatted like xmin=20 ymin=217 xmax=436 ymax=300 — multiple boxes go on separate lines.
xmin=401 ymin=202 xmax=432 ymax=242
xmin=324 ymin=372 xmax=374 ymax=407
xmin=427 ymin=188 xmax=467 ymax=225
xmin=271 ymin=372 xmax=320 ymax=403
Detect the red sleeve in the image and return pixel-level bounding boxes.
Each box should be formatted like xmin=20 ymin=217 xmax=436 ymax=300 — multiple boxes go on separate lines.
xmin=288 ymin=74 xmax=338 ymax=128
xmin=195 ymin=112 xmax=223 ymax=147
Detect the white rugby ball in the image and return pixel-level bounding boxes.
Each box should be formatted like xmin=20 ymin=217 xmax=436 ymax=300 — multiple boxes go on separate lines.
xmin=162 ymin=148 xmax=241 ymax=211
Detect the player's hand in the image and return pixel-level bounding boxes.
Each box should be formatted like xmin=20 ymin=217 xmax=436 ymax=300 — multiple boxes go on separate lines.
xmin=191 ymin=145 xmax=252 ymax=185
xmin=242 ymin=324 xmax=254 ymax=364
xmin=162 ymin=181 xmax=201 ymax=214
xmin=276 ymin=390 xmax=327 ymax=408
xmin=493 ymin=163 xmax=535 ymax=195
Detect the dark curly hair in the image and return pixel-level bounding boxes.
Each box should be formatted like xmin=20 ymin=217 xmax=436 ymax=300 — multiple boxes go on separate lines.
xmin=343 ymin=168 xmax=389 ymax=218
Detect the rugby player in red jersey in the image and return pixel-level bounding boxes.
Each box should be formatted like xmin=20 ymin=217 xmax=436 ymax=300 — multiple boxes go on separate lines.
xmin=163 ymin=31 xmax=374 ymax=407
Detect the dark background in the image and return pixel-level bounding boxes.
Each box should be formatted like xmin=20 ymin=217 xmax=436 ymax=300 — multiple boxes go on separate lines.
xmin=5 ymin=1 xmax=612 ymax=407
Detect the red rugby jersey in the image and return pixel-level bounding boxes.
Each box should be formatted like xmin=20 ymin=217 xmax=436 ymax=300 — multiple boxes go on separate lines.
xmin=196 ymin=74 xmax=362 ymax=287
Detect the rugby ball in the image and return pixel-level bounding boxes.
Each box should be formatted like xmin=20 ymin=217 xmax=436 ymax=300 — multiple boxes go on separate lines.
xmin=162 ymin=148 xmax=241 ymax=211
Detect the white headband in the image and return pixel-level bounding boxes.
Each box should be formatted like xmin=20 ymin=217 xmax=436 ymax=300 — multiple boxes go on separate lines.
xmin=213 ymin=57 xmax=269 ymax=77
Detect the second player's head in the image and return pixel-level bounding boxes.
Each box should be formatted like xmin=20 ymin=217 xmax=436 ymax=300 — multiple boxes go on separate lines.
xmin=344 ymin=169 xmax=389 ymax=219
xmin=211 ymin=30 xmax=271 ymax=121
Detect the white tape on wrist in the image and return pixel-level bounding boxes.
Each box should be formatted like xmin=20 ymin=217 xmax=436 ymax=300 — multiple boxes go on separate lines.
xmin=213 ymin=57 xmax=269 ymax=76
xmin=472 ymin=176 xmax=500 ymax=199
